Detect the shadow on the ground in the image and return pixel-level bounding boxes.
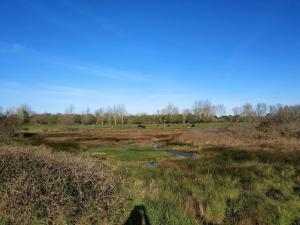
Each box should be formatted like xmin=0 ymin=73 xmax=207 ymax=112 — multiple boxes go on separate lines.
xmin=123 ymin=205 xmax=151 ymax=225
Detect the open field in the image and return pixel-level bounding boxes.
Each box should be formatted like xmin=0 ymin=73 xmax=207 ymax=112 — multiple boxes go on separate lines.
xmin=2 ymin=0 xmax=300 ymax=224
xmin=1 ymin=123 xmax=300 ymax=224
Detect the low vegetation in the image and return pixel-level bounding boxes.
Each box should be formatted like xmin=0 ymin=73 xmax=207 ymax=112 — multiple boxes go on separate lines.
xmin=114 ymin=146 xmax=300 ymax=225
xmin=0 ymin=103 xmax=300 ymax=224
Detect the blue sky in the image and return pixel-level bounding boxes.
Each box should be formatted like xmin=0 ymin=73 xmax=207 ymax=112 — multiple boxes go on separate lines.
xmin=0 ymin=0 xmax=300 ymax=114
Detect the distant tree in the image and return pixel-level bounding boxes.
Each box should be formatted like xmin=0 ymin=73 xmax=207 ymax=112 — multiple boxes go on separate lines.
xmin=213 ymin=104 xmax=226 ymax=117
xmin=111 ymin=105 xmax=119 ymax=126
xmin=262 ymin=104 xmax=300 ymax=128
xmin=106 ymin=106 xmax=113 ymax=126
xmin=65 ymin=104 xmax=75 ymax=114
xmin=255 ymin=103 xmax=268 ymax=117
xmin=193 ymin=100 xmax=214 ymax=121
xmin=242 ymin=103 xmax=256 ymax=121
xmin=0 ymin=115 xmax=20 ymax=137
xmin=269 ymin=104 xmax=283 ymax=114
xmin=5 ymin=107 xmax=16 ymax=116
xmin=30 ymin=113 xmax=53 ymax=125
xmin=232 ymin=106 xmax=241 ymax=116
xmin=202 ymin=100 xmax=214 ymax=118
xmin=16 ymin=105 xmax=32 ymax=124
xmin=95 ymin=107 xmax=106 ymax=127
xmin=0 ymin=106 xmax=3 ymax=116
xmin=60 ymin=105 xmax=77 ymax=125
xmin=182 ymin=109 xmax=190 ymax=124
xmin=193 ymin=101 xmax=204 ymax=121
xmin=161 ymin=103 xmax=179 ymax=123
xmin=84 ymin=107 xmax=90 ymax=115
xmin=82 ymin=107 xmax=95 ymax=125
xmin=273 ymin=105 xmax=291 ymax=122
xmin=155 ymin=110 xmax=162 ymax=124
xmin=117 ymin=105 xmax=127 ymax=125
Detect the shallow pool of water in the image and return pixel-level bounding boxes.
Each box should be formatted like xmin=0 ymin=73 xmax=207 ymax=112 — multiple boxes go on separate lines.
xmin=143 ymin=149 xmax=194 ymax=167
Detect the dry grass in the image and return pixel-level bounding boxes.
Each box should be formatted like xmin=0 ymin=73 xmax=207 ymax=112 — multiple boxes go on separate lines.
xmin=14 ymin=123 xmax=300 ymax=155
xmin=173 ymin=125 xmax=300 ymax=153
xmin=13 ymin=128 xmax=183 ymax=151
xmin=1 ymin=122 xmax=300 ymax=224
xmin=0 ymin=144 xmax=117 ymax=225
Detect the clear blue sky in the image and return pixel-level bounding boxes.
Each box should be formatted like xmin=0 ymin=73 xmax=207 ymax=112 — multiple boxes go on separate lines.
xmin=0 ymin=0 xmax=299 ymax=114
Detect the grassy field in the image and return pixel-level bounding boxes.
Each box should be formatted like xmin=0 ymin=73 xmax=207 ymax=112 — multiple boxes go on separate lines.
xmin=1 ymin=123 xmax=300 ymax=224
xmin=112 ymin=147 xmax=300 ymax=225
xmin=86 ymin=146 xmax=175 ymax=162
xmin=20 ymin=121 xmax=241 ymax=132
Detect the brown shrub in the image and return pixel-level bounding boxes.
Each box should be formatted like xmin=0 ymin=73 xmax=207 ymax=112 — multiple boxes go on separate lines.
xmin=172 ymin=123 xmax=300 ymax=152
xmin=0 ymin=115 xmax=20 ymax=137
xmin=258 ymin=121 xmax=300 ymax=138
xmin=258 ymin=105 xmax=300 ymax=138
xmin=0 ymin=145 xmax=116 ymax=224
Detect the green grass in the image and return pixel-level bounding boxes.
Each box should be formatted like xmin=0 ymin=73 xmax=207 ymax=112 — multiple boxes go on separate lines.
xmin=143 ymin=197 xmax=198 ymax=225
xmin=13 ymin=136 xmax=80 ymax=152
xmin=21 ymin=121 xmax=239 ymax=132
xmin=11 ymin=124 xmax=300 ymax=224
xmin=87 ymin=147 xmax=174 ymax=162
xmin=0 ymin=218 xmax=10 ymax=225
xmin=104 ymin=146 xmax=300 ymax=225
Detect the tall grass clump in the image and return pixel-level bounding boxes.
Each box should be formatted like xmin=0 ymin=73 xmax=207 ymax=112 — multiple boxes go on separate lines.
xmin=0 ymin=145 xmax=117 ymax=225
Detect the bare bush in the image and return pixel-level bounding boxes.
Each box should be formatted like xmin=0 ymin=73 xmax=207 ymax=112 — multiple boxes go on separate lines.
xmin=259 ymin=105 xmax=300 ymax=138
xmin=0 ymin=145 xmax=116 ymax=224
xmin=0 ymin=115 xmax=20 ymax=137
xmin=16 ymin=104 xmax=32 ymax=124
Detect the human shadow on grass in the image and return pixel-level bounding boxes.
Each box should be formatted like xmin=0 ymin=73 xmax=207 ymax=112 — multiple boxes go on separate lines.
xmin=123 ymin=205 xmax=151 ymax=225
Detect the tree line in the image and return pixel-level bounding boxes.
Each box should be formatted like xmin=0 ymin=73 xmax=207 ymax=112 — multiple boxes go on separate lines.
xmin=1 ymin=101 xmax=299 ymax=128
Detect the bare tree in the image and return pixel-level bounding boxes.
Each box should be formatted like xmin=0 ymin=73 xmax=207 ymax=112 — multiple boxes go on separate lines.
xmin=193 ymin=101 xmax=204 ymax=120
xmin=193 ymin=100 xmax=214 ymax=120
xmin=117 ymin=105 xmax=127 ymax=125
xmin=16 ymin=105 xmax=32 ymax=124
xmin=82 ymin=107 xmax=95 ymax=125
xmin=213 ymin=104 xmax=226 ymax=117
xmin=65 ymin=104 xmax=75 ymax=114
xmin=155 ymin=110 xmax=161 ymax=124
xmin=95 ymin=107 xmax=106 ymax=127
xmin=0 ymin=106 xmax=3 ymax=116
xmin=112 ymin=105 xmax=119 ymax=126
xmin=182 ymin=109 xmax=190 ymax=124
xmin=256 ymin=103 xmax=268 ymax=117
xmin=202 ymin=100 xmax=214 ymax=118
xmin=269 ymin=104 xmax=283 ymax=114
xmin=85 ymin=107 xmax=90 ymax=115
xmin=106 ymin=106 xmax=113 ymax=126
xmin=5 ymin=107 xmax=16 ymax=116
xmin=242 ymin=103 xmax=256 ymax=120
xmin=266 ymin=104 xmax=300 ymax=123
xmin=232 ymin=106 xmax=241 ymax=116
xmin=161 ymin=103 xmax=179 ymax=123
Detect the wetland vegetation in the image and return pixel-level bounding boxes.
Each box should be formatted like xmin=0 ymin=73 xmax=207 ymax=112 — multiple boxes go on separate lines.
xmin=1 ymin=104 xmax=300 ymax=225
